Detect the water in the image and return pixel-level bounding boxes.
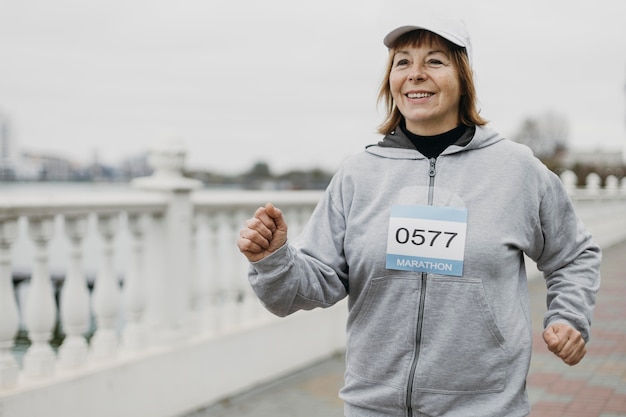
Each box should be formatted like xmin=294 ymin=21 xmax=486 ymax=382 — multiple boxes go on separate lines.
xmin=0 ymin=180 xmax=137 ymax=194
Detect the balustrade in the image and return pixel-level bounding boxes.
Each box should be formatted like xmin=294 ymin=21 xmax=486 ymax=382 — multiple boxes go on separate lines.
xmin=0 ymin=217 xmax=19 ymax=389
xmin=22 ymin=215 xmax=57 ymax=378
xmin=58 ymin=215 xmax=90 ymax=369
xmin=0 ymin=146 xmax=624 ymax=417
xmin=90 ymin=213 xmax=121 ymax=359
xmin=120 ymin=213 xmax=147 ymax=352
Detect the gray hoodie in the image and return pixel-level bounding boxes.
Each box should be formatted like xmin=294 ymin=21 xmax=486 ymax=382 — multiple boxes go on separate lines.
xmin=248 ymin=125 xmax=601 ymax=417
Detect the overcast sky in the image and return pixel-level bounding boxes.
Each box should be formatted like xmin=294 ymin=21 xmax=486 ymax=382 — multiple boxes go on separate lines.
xmin=1 ymin=0 xmax=625 ymax=175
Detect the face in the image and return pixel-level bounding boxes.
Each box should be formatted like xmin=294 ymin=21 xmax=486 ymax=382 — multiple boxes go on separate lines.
xmin=389 ymin=40 xmax=462 ymax=136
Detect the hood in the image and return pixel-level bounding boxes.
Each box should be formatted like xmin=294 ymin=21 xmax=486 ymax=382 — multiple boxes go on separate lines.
xmin=365 ymin=125 xmax=506 ymax=160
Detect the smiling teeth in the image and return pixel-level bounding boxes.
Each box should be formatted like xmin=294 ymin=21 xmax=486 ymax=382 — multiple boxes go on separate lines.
xmin=407 ymin=93 xmax=433 ymax=98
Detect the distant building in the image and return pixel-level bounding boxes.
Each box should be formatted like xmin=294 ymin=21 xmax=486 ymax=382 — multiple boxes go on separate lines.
xmin=17 ymin=152 xmax=77 ymax=181
xmin=0 ymin=113 xmax=17 ymax=179
xmin=0 ymin=112 xmax=156 ymax=182
xmin=120 ymin=153 xmax=152 ymax=180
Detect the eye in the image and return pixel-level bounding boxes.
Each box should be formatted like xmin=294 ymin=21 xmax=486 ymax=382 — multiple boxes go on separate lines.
xmin=394 ymin=58 xmax=410 ymax=67
xmin=427 ymin=58 xmax=444 ymax=67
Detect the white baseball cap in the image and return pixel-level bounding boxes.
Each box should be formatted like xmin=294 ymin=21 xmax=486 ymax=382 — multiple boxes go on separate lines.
xmin=383 ymin=17 xmax=473 ymax=66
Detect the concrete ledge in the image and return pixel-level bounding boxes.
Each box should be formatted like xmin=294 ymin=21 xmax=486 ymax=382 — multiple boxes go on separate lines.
xmin=0 ymin=302 xmax=348 ymax=417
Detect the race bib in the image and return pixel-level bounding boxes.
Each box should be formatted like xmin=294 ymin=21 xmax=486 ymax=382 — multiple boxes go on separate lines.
xmin=386 ymin=205 xmax=468 ymax=276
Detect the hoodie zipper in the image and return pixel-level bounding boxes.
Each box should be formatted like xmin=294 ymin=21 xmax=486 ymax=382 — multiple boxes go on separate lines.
xmin=406 ymin=157 xmax=437 ymax=417
xmin=427 ymin=158 xmax=436 ymax=205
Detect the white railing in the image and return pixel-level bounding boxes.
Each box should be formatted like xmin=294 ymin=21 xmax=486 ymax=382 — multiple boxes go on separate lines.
xmin=521 ymin=170 xmax=626 ymax=280
xmin=561 ymin=170 xmax=626 ymax=250
xmin=0 ymin=143 xmax=345 ymax=417
xmin=0 ymin=143 xmax=625 ymax=417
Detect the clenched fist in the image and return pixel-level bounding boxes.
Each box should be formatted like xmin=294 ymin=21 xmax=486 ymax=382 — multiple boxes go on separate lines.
xmin=237 ymin=202 xmax=289 ymax=262
xmin=542 ymin=323 xmax=587 ymax=366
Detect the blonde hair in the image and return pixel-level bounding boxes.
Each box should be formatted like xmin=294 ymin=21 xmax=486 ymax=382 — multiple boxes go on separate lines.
xmin=377 ymin=30 xmax=487 ymax=135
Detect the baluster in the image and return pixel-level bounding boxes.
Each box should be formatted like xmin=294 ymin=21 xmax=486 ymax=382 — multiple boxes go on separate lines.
xmin=0 ymin=218 xmax=19 ymax=389
xmin=142 ymin=212 xmax=166 ymax=345
xmin=90 ymin=213 xmax=120 ymax=359
xmin=121 ymin=213 xmax=146 ymax=352
xmin=205 ymin=211 xmax=222 ymax=334
xmin=229 ymin=209 xmax=247 ymax=328
xmin=605 ymin=175 xmax=619 ymax=195
xmin=22 ymin=216 xmax=57 ymax=378
xmin=58 ymin=215 xmax=90 ymax=369
xmin=189 ymin=214 xmax=210 ymax=334
xmin=215 ymin=210 xmax=239 ymax=331
xmin=585 ymin=172 xmax=601 ymax=195
xmin=189 ymin=215 xmax=199 ymax=314
xmin=559 ymin=169 xmax=578 ymax=195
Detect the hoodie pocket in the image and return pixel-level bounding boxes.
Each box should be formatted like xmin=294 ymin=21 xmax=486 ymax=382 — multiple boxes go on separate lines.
xmin=347 ymin=275 xmax=421 ymax=390
xmin=413 ymin=276 xmax=507 ymax=394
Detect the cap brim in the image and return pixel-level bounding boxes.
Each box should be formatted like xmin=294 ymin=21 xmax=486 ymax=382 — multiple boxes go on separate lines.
xmin=382 ymin=19 xmax=472 ymax=66
xmin=383 ymin=24 xmax=466 ymax=50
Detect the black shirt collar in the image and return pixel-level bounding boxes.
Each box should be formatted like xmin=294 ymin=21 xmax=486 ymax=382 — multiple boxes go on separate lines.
xmin=400 ymin=120 xmax=467 ymax=159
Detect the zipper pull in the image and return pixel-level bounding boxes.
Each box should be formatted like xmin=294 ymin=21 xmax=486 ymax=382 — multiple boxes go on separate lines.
xmin=429 ymin=158 xmax=436 ymax=177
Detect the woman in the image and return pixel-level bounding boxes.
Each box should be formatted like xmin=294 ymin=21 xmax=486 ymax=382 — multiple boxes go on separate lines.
xmin=237 ymin=16 xmax=601 ymax=417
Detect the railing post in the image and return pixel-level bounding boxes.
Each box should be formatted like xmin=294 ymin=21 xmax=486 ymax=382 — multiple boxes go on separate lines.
xmin=0 ymin=217 xmax=19 ymax=389
xmin=586 ymin=172 xmax=601 ymax=195
xmin=22 ymin=215 xmax=57 ymax=378
xmin=132 ymin=138 xmax=201 ymax=344
xmin=560 ymin=169 xmax=578 ymax=194
xmin=214 ymin=210 xmax=239 ymax=331
xmin=90 ymin=213 xmax=121 ymax=359
xmin=605 ymin=175 xmax=619 ymax=194
xmin=121 ymin=213 xmax=147 ymax=352
xmin=58 ymin=215 xmax=90 ymax=369
xmin=189 ymin=216 xmax=208 ymax=333
xmin=205 ymin=211 xmax=223 ymax=334
xmin=141 ymin=212 xmax=166 ymax=344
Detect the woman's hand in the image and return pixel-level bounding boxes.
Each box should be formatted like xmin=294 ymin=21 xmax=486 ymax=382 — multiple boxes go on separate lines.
xmin=237 ymin=202 xmax=288 ymax=262
xmin=542 ymin=323 xmax=587 ymax=365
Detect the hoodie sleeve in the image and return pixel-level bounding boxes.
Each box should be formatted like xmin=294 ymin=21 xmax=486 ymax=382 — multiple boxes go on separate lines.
xmin=247 ymin=180 xmax=349 ymax=317
xmin=531 ymin=168 xmax=601 ymax=342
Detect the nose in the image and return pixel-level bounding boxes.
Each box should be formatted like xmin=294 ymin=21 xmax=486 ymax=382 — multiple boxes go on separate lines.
xmin=408 ymin=63 xmax=426 ymax=82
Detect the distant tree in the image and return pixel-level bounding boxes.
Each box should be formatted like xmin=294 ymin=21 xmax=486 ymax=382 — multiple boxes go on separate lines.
xmin=512 ymin=111 xmax=570 ymax=162
xmin=277 ymin=168 xmax=333 ymax=190
xmin=246 ymin=161 xmax=272 ymax=178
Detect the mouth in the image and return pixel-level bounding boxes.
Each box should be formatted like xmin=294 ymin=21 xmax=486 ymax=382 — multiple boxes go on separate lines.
xmin=406 ymin=92 xmax=434 ymax=99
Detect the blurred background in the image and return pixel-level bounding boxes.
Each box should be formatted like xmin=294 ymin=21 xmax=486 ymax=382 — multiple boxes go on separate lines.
xmin=0 ymin=0 xmax=625 ymax=187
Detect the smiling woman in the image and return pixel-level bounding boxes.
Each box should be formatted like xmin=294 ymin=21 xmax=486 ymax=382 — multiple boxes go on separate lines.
xmin=389 ymin=43 xmax=462 ymax=135
xmin=377 ymin=26 xmax=487 ymax=137
xmin=236 ymin=13 xmax=601 ymax=417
